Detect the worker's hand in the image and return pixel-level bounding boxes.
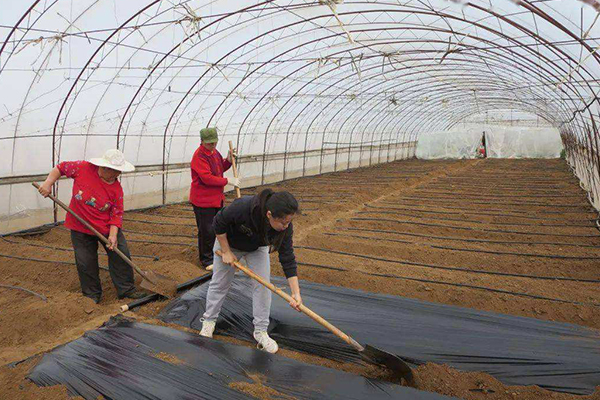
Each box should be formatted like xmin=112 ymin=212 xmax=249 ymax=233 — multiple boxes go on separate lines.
xmin=228 ymin=176 xmax=241 ymax=188
xmin=38 ymin=182 xmax=52 ymax=197
xmin=227 ymin=148 xmax=237 ymax=163
xmin=289 ymin=292 xmax=302 ymax=312
xmin=221 ymin=250 xmax=238 ymax=266
xmin=107 ymin=234 xmax=118 ymax=251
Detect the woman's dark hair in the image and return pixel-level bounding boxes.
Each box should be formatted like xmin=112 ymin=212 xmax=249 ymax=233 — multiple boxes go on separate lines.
xmin=254 ymin=189 xmax=299 ymax=250
xmin=258 ymin=188 xmax=300 ymax=219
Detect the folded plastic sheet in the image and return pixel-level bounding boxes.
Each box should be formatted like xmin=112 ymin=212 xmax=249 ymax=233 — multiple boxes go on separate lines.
xmin=160 ymin=274 xmax=600 ymax=395
xmin=28 ymin=316 xmax=452 ymax=400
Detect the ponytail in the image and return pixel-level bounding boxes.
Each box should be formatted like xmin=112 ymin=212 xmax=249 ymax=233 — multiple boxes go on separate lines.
xmin=257 ymin=188 xmax=275 ymax=218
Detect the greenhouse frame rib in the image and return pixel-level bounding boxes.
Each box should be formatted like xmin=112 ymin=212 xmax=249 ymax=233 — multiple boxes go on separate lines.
xmin=1 ymin=0 xmax=599 ymax=220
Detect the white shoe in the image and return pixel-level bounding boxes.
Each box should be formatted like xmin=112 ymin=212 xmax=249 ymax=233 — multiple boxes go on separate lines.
xmin=253 ymin=331 xmax=278 ymax=353
xmin=200 ymin=319 xmax=216 ymax=338
xmin=205 ymin=264 xmax=213 ymax=271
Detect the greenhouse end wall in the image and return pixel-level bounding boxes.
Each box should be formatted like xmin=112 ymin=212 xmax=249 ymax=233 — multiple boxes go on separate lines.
xmin=416 ymin=125 xmax=563 ymax=159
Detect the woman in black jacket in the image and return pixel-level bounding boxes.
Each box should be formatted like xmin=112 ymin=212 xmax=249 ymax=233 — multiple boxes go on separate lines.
xmin=199 ymin=189 xmax=302 ymax=353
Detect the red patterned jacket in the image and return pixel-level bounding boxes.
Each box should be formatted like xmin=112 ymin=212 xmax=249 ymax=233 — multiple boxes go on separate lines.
xmin=189 ymin=144 xmax=232 ymax=208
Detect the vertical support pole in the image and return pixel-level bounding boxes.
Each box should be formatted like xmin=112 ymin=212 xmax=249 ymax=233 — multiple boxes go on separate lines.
xmin=347 ymin=124 xmax=353 ymax=171
xmin=369 ymin=130 xmax=374 ymax=167
xmin=261 ymin=131 xmax=268 ymax=185
xmin=319 ymin=128 xmax=327 ymax=175
xmin=161 ymin=125 xmax=168 ymax=205
xmin=302 ymin=129 xmax=310 ymax=177
xmin=283 ymin=129 xmax=291 ymax=181
xmin=333 ymin=127 xmax=342 ymax=172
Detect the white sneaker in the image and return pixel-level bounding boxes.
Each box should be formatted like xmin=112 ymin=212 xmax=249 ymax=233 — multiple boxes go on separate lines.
xmin=200 ymin=319 xmax=216 ymax=338
xmin=205 ymin=264 xmax=213 ymax=271
xmin=253 ymin=331 xmax=278 ymax=353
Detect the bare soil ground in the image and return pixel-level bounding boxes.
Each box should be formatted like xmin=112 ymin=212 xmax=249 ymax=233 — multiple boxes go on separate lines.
xmin=1 ymin=158 xmax=600 ymax=400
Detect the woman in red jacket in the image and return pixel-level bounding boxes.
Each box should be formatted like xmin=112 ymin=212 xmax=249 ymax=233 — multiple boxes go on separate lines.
xmin=37 ymin=149 xmax=147 ymax=304
xmin=190 ymin=127 xmax=240 ymax=271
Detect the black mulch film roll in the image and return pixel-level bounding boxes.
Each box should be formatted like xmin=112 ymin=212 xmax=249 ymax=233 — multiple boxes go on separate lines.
xmin=159 ymin=275 xmax=600 ymax=395
xmin=28 ymin=316 xmax=450 ymax=400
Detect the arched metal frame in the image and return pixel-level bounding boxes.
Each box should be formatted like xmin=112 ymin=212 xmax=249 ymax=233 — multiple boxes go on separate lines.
xmin=1 ymin=0 xmax=600 ymax=216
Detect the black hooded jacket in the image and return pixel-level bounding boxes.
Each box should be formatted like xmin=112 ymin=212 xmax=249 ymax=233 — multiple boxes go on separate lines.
xmin=212 ymin=195 xmax=298 ymax=278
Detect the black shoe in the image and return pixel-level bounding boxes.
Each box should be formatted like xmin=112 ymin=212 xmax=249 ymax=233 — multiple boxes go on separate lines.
xmin=118 ymin=289 xmax=149 ymax=300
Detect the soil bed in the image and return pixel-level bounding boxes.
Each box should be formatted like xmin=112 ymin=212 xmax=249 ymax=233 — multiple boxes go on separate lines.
xmin=1 ymin=159 xmax=599 ymax=400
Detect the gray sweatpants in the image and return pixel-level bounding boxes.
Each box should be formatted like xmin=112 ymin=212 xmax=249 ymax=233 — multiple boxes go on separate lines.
xmin=202 ymin=240 xmax=272 ymax=332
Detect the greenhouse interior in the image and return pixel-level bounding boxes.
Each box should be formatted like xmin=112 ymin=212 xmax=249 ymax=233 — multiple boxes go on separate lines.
xmin=1 ymin=1 xmax=600 ymax=399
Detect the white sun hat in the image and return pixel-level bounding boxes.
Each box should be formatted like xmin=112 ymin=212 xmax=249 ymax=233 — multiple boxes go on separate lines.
xmin=89 ymin=149 xmax=135 ymax=172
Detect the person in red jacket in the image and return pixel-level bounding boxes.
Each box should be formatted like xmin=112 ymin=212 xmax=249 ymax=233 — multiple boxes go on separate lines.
xmin=37 ymin=149 xmax=147 ymax=304
xmin=190 ymin=127 xmax=240 ymax=271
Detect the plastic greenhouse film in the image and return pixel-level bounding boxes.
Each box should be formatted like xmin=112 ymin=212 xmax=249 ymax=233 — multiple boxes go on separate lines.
xmin=27 ymin=316 xmax=452 ymax=400
xmin=160 ymin=275 xmax=600 ymax=395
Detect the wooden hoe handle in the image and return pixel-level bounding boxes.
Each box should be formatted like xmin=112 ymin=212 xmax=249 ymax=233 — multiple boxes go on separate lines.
xmin=216 ymin=250 xmax=363 ymax=351
xmin=228 ymin=140 xmax=241 ymax=198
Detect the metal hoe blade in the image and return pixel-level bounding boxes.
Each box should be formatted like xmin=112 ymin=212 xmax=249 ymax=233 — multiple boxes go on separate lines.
xmin=360 ymin=344 xmax=414 ymax=382
xmin=140 ymin=270 xmax=178 ymax=298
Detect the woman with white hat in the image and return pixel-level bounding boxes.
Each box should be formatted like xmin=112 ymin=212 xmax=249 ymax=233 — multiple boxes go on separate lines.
xmin=37 ymin=149 xmax=147 ymax=303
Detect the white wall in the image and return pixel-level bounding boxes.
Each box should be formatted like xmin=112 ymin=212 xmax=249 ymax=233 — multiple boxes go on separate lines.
xmin=0 ymin=142 xmax=415 ymax=234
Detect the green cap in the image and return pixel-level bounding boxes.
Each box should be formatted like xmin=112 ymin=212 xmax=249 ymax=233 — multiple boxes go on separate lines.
xmin=200 ymin=127 xmax=219 ymax=143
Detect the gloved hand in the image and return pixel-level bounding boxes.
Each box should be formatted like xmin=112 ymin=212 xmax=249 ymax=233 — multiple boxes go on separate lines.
xmin=228 ymin=176 xmax=241 ymax=187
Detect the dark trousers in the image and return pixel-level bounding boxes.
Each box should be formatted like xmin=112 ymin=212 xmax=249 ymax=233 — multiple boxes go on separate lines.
xmin=70 ymin=229 xmax=135 ymax=301
xmin=193 ymin=206 xmax=221 ymax=267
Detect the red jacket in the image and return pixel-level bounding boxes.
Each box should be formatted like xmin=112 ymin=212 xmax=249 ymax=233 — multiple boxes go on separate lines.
xmin=189 ymin=145 xmax=232 ymax=208
xmin=57 ymin=161 xmax=124 ymax=236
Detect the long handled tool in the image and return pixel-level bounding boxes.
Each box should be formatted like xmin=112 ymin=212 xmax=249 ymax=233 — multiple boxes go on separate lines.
xmin=228 ymin=141 xmax=241 ymax=198
xmin=217 ymin=250 xmax=413 ymax=380
xmin=32 ymin=182 xmax=178 ymax=298
xmin=222 ymin=148 xmax=414 ymax=381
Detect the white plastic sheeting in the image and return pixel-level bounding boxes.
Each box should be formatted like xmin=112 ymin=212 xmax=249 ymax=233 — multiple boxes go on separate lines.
xmin=567 ymin=146 xmax=600 ymax=212
xmin=485 ymin=126 xmax=563 ymax=158
xmin=0 ymin=142 xmax=414 ymax=235
xmin=416 ymin=129 xmax=483 ymax=159
xmin=1 ymin=0 xmax=598 ymax=232
xmin=416 ymin=125 xmax=563 ymax=159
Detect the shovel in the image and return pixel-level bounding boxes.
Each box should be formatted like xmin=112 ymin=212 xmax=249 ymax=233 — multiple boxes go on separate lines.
xmin=32 ymin=182 xmax=178 ymax=298
xmin=216 ymin=250 xmax=413 ymax=381
xmin=222 ymin=146 xmax=414 ymax=381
